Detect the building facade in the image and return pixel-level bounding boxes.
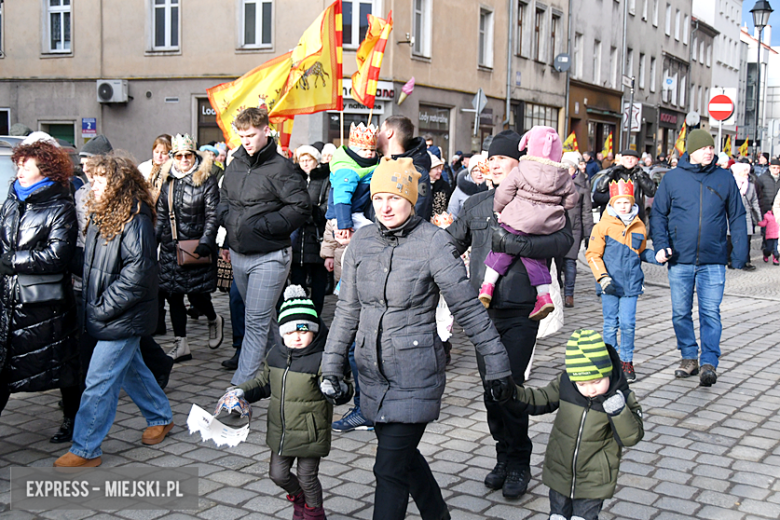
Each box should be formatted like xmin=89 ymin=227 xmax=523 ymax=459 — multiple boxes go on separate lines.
xmin=738 ymin=24 xmax=776 ymax=155
xmin=0 ymin=0 xmax=569 ymax=161
xmin=688 ymin=18 xmax=718 ymax=138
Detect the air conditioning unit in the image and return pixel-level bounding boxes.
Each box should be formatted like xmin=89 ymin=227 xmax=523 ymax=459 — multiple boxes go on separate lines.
xmin=96 ymin=79 xmax=129 ymax=103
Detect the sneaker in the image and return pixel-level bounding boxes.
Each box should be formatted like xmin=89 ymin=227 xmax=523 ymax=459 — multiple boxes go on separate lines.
xmin=774 ymin=258 xmax=779 ymax=266
xmin=764 ymin=254 xmax=770 ymax=263
xmin=529 ymin=293 xmax=554 ymax=321
xmin=208 ymin=315 xmax=224 ymax=349
xmin=699 ymin=364 xmax=717 ymax=387
xmin=167 ymin=337 xmax=192 ymax=363
xmin=674 ymin=358 xmax=699 ymax=378
xmin=743 ymin=263 xmax=757 ymax=271
xmin=332 ymin=407 xmax=373 ymax=432
xmin=502 ymin=466 xmax=531 ymax=499
xmin=484 ymin=461 xmax=507 ymax=490
xmin=478 ymin=282 xmax=494 ymax=309
xmin=622 ymin=361 xmax=636 ymax=382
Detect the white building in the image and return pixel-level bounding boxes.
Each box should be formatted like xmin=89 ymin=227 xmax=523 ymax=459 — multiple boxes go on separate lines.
xmin=691 ymin=0 xmax=743 ymax=144
xmin=739 ymin=24 xmax=776 ymax=156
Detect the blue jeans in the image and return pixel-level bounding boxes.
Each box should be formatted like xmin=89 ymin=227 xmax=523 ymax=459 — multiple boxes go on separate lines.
xmin=667 ymin=263 xmax=726 ymax=368
xmin=563 ymin=258 xmax=577 ymax=297
xmin=348 ymin=342 xmax=360 ymax=408
xmin=601 ymin=294 xmax=638 ymax=362
xmin=229 ymin=279 xmax=245 ymax=347
xmin=70 ymin=337 xmax=172 ymax=459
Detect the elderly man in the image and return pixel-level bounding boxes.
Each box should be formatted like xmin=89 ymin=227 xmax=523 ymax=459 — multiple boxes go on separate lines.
xmin=593 ymin=149 xmax=657 ymax=220
xmin=651 ymin=130 xmax=748 ymax=387
xmin=447 ymin=130 xmax=574 ymax=499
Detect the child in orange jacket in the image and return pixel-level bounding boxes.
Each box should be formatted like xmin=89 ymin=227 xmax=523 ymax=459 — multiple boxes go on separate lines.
xmin=585 ymin=179 xmax=667 ymax=383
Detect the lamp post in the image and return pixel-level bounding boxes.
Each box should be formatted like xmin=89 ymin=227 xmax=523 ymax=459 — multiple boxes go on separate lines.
xmin=751 ymin=0 xmax=773 ymax=162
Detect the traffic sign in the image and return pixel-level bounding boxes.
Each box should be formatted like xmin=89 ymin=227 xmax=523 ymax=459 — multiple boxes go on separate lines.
xmin=472 ymin=88 xmax=487 ymax=114
xmin=708 ymin=94 xmax=735 ymax=121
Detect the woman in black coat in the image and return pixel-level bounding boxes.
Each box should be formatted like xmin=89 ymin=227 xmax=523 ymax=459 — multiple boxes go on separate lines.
xmin=0 ymin=140 xmax=81 ymax=443
xmin=156 ymin=135 xmax=222 ymax=362
xmin=291 ymin=146 xmax=330 ymax=314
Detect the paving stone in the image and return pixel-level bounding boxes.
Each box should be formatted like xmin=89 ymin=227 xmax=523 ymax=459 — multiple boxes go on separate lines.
xmin=695 ymin=506 xmax=745 ymax=520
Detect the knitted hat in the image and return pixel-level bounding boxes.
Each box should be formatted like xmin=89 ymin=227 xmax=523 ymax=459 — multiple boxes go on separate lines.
xmin=321 ymin=143 xmax=337 ymax=157
xmin=562 ymin=151 xmax=583 ymax=168
xmin=519 ymin=126 xmax=563 ymax=163
xmin=609 ymin=179 xmax=635 ymax=206
xmin=199 ymin=144 xmax=220 ymax=156
xmin=468 ymin=152 xmax=488 ymax=176
xmin=170 ymin=134 xmax=196 ymax=155
xmin=80 ymin=135 xmax=113 ymax=157
xmin=717 ymin=152 xmax=730 ymax=165
xmin=278 ymin=285 xmax=319 ymax=335
xmin=488 ymin=130 xmax=522 ymax=160
xmin=566 ymin=330 xmax=613 ymax=382
xmin=686 ymin=129 xmax=715 ymax=155
xmin=295 ymin=145 xmax=321 ymax=164
xmin=370 ymin=157 xmax=421 ymax=206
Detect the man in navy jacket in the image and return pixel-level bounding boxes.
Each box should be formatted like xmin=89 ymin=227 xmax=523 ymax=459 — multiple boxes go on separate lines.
xmin=651 ymin=130 xmax=748 ymax=387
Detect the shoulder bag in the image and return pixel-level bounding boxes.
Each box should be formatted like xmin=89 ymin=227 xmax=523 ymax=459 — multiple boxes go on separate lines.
xmin=16 ymin=273 xmax=66 ymax=305
xmin=168 ymin=181 xmax=212 ymax=267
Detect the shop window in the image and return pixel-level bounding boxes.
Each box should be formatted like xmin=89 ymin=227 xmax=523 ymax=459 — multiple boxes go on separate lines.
xmin=479 ymin=8 xmax=494 ymax=68
xmin=418 ymin=105 xmax=450 ymax=152
xmin=242 ymin=0 xmax=272 ymax=48
xmin=343 ymin=1 xmax=373 ymax=49
xmin=412 ymin=0 xmax=431 ymax=57
xmin=0 ymin=109 xmax=9 ymax=135
xmin=151 ymin=0 xmax=179 ymax=51
xmin=197 ymin=99 xmax=224 ymax=146
xmin=47 ymin=0 xmax=71 ymax=53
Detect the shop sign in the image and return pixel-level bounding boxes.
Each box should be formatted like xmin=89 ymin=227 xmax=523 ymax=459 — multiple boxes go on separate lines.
xmin=338 ymin=100 xmax=385 ymax=114
xmin=660 ymin=111 xmax=678 ymax=125
xmin=341 ymin=78 xmax=395 ymax=101
xmin=419 ymin=110 xmax=449 ymax=126
xmin=198 ymin=99 xmax=218 ymax=124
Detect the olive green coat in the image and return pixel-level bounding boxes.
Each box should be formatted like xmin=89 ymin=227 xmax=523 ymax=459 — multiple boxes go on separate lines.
xmin=515 ymin=346 xmax=643 ymax=500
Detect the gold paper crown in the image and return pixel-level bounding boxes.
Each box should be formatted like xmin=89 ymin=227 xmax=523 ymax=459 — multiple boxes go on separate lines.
xmin=608 ymin=179 xmax=635 ymax=200
xmin=349 ymin=123 xmax=378 ymax=150
xmin=171 ymin=134 xmax=196 ymax=154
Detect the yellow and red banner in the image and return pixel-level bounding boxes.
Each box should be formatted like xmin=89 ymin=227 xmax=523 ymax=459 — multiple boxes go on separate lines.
xmin=207 ymin=1 xmax=343 ymax=148
xmin=674 ymin=123 xmax=686 ymax=156
xmin=562 ymin=132 xmax=579 ymax=152
xmin=272 ymin=118 xmax=295 ymax=157
xmin=723 ymin=135 xmax=732 ymax=156
xmin=351 ymin=12 xmax=393 ymax=109
xmin=601 ymin=132 xmax=613 ymax=156
xmin=738 ymin=137 xmax=749 ymax=157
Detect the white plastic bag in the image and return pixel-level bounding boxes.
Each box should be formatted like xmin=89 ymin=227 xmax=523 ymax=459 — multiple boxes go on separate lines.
xmin=525 ymin=259 xmax=565 ymax=381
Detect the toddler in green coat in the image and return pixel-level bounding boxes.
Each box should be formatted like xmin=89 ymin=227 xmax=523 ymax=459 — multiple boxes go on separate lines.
xmin=513 ymin=329 xmax=644 ymax=520
xmin=216 ymin=286 xmax=352 ymax=520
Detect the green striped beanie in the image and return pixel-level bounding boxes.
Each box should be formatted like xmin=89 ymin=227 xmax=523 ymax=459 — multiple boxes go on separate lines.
xmin=565 ymin=329 xmax=612 ymax=382
xmin=278 ymin=285 xmax=319 ymax=335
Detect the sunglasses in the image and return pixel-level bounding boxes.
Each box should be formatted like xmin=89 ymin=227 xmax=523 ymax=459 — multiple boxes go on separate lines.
xmin=174 ymin=152 xmax=194 ymax=160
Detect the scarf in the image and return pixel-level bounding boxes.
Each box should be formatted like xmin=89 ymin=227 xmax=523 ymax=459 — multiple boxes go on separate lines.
xmin=14 ymin=178 xmax=55 ymax=201
xmin=733 ymin=174 xmax=749 ymax=196
xmin=171 ymin=156 xmax=200 ymax=179
xmin=606 ymin=203 xmax=640 ymax=227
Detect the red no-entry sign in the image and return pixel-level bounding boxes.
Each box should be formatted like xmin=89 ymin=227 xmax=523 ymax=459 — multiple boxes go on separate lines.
xmin=708 ymin=95 xmax=735 ymax=121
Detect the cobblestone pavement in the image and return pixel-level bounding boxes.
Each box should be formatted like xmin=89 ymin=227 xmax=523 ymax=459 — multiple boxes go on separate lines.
xmin=2 ymin=254 xmax=780 ymax=520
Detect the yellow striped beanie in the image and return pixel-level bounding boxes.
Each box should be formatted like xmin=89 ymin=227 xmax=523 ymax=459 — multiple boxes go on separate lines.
xmin=565 ymin=330 xmax=613 ymax=382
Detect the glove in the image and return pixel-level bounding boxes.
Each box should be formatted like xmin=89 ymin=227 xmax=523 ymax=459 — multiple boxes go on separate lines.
xmin=599 ymin=276 xmax=616 ymax=295
xmin=193 ymin=243 xmax=212 ymax=258
xmin=320 ymin=375 xmax=349 ymax=405
xmin=491 ymin=226 xmax=529 ymax=256
xmin=0 ymin=252 xmax=14 ymax=276
xmin=488 ymin=375 xmax=517 ymax=404
xmin=602 ymin=391 xmax=626 ymax=416
xmin=214 ymin=387 xmax=252 ymax=420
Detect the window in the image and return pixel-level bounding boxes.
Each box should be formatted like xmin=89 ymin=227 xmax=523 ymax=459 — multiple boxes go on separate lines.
xmin=0 ymin=1 xmax=4 ymax=56
xmin=699 ymin=40 xmax=704 ymax=64
xmin=698 ymin=85 xmax=703 ymax=112
xmin=412 ymin=0 xmax=431 ymax=57
xmin=674 ymin=9 xmax=680 ymax=41
xmin=40 ymin=122 xmax=75 ymax=146
xmin=670 ymin=73 xmax=678 ymax=105
xmin=478 ymin=8 xmax=494 ymax=67
xmin=343 ymin=1 xmax=372 ymax=48
xmin=706 ymin=44 xmax=712 ymax=67
xmin=524 ymin=103 xmax=559 ymax=133
xmin=650 ymin=57 xmax=657 ymax=92
xmin=153 ymin=0 xmax=179 ymax=51
xmin=683 ymin=14 xmax=689 ymax=44
xmin=593 ymin=40 xmax=601 ymax=84
xmin=665 ymin=4 xmax=671 ymax=36
xmin=574 ymin=32 xmax=582 ymax=79
xmin=691 ymin=83 xmax=696 ymax=111
xmin=692 ymin=37 xmax=697 ymax=61
xmin=626 ymin=47 xmax=634 ymax=78
xmin=533 ymin=8 xmax=544 ymax=61
xmin=610 ymin=46 xmax=618 ymax=88
xmin=679 ymin=75 xmax=686 ymax=107
xmin=639 ymin=53 xmax=646 ymax=89
xmin=242 ymin=0 xmax=273 ymax=48
xmin=653 ymin=0 xmax=659 ymax=26
xmin=550 ymin=14 xmax=560 ymax=64
xmin=47 ymin=0 xmax=71 ymax=53
xmin=0 ymin=110 xmax=9 ymax=134
xmin=517 ymin=1 xmax=527 ymax=57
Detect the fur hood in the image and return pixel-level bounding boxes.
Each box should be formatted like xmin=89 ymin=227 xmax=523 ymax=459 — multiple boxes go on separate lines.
xmin=159 ymin=151 xmax=215 ymax=187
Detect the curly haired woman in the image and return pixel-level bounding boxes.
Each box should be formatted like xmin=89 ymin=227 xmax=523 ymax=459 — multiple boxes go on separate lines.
xmin=0 ymin=140 xmax=81 ymax=444
xmin=55 ymin=155 xmax=173 ymax=467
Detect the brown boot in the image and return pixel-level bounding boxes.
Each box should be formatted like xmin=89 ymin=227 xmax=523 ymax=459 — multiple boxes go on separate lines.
xmin=54 ymin=452 xmax=102 ymax=467
xmin=564 ymin=296 xmax=574 ymax=308
xmin=674 ymin=358 xmax=699 ymax=378
xmin=142 ymin=422 xmax=174 ymax=445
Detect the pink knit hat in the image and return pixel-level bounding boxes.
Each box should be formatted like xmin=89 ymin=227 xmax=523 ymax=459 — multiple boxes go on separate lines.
xmin=519 ymin=126 xmax=563 ymax=163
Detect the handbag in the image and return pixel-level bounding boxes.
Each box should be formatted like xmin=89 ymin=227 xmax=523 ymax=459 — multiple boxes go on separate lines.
xmin=216 ymin=257 xmax=233 ymax=292
xmin=169 ymin=182 xmax=212 ymax=267
xmin=16 ymin=273 xmax=66 ymax=305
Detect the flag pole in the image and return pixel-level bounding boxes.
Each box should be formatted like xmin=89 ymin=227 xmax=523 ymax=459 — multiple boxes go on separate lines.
xmin=340 ymin=110 xmax=344 ymax=146
xmin=368 ymin=107 xmax=374 ymax=126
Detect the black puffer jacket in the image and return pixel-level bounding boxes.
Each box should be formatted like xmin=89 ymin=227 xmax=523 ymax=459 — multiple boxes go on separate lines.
xmin=447 ymin=190 xmax=574 ymax=311
xmin=218 ymin=141 xmax=311 ymax=255
xmin=82 ymin=201 xmax=158 ymax=340
xmin=156 ymin=153 xmax=220 ymax=294
xmin=0 ymin=182 xmax=79 ymax=392
xmin=593 ymin=164 xmax=656 ymax=220
xmin=292 ymin=163 xmax=330 ymax=266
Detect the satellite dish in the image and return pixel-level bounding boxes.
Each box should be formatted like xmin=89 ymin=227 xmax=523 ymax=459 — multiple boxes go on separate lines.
xmin=554 ymin=53 xmax=571 ymax=73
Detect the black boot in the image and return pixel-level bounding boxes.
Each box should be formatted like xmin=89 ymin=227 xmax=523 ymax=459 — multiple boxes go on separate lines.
xmin=222 ymin=348 xmax=241 ymax=370
xmin=154 ymin=309 xmax=167 ymax=336
xmin=484 ymin=461 xmax=507 ymax=489
xmin=502 ymin=466 xmax=531 ymax=499
xmin=155 ymin=356 xmax=175 ymax=390
xmin=50 ymin=417 xmax=74 ymax=444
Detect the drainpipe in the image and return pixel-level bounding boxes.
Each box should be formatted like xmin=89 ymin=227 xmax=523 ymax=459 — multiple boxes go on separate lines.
xmin=564 ymin=0 xmax=573 ymax=136
xmin=503 ymin=0 xmax=515 ymax=127
xmin=620 ymin=0 xmax=629 ymax=149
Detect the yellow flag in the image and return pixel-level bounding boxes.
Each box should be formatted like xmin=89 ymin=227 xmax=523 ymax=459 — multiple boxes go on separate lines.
xmin=351 ymin=12 xmax=393 ymax=109
xmin=270 ymin=118 xmax=295 ymax=157
xmin=601 ymin=132 xmax=613 ymax=156
xmin=562 ymin=132 xmax=579 ymax=152
xmin=674 ymin=123 xmax=687 ymax=156
xmin=738 ymin=138 xmax=749 ymax=157
xmin=723 ymin=135 xmax=732 ymax=156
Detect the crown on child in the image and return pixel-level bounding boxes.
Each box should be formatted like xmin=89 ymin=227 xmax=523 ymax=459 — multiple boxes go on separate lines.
xmin=349 ymin=123 xmax=378 ymax=150
xmin=608 ymin=179 xmax=634 ymax=199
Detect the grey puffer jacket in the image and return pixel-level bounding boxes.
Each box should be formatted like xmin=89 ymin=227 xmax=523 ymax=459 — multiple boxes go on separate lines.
xmin=565 ymin=171 xmax=594 ymax=259
xmin=322 ymin=216 xmax=511 ymax=424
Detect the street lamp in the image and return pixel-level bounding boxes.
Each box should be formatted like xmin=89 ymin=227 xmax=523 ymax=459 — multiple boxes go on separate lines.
xmin=751 ymin=0 xmax=773 ymax=162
